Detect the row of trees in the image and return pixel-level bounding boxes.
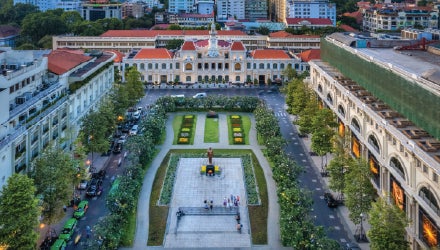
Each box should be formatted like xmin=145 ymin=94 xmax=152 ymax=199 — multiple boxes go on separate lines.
xmin=254 ymin=101 xmax=340 ymax=249
xmin=284 ymin=77 xmax=409 ymax=249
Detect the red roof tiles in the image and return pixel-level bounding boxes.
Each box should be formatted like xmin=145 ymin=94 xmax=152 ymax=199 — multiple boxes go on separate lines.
xmin=343 ymin=11 xmax=363 ymax=24
xmin=286 ymin=18 xmax=333 ymax=26
xmin=231 ymin=41 xmax=245 ymax=51
xmin=339 ymin=24 xmax=358 ymax=33
xmin=251 ymin=50 xmax=290 ymax=59
xmin=298 ymin=49 xmax=320 ymax=62
xmin=134 ymin=48 xmax=173 ymax=59
xmin=100 ymin=30 xmax=245 ymax=37
xmin=47 ymin=50 xmax=91 ymax=75
xmin=0 ymin=25 xmax=20 ymax=38
xmin=181 ymin=41 xmax=196 ymax=50
xmin=105 ymin=49 xmax=125 ymax=63
xmin=269 ymin=31 xmax=320 ymax=39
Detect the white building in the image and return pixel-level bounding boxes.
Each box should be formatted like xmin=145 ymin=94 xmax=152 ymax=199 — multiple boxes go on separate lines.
xmin=14 ymin=0 xmax=81 ymax=12
xmin=195 ymin=0 xmax=214 ymax=15
xmin=168 ymin=0 xmax=195 ymax=14
xmin=216 ymin=0 xmax=245 ymax=21
xmin=121 ymin=24 xmax=302 ymax=85
xmin=310 ymin=33 xmax=440 ymax=249
xmin=286 ymin=0 xmax=336 ymax=26
xmin=0 ymin=48 xmax=115 ymax=190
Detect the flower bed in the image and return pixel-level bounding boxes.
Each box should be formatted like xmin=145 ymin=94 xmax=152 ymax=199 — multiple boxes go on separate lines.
xmin=230 ymin=115 xmax=245 ymax=144
xmin=177 ymin=114 xmax=195 ymax=144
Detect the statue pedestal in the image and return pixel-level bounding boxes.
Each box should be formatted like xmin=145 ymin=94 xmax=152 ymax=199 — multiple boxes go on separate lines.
xmin=200 ymin=165 xmax=221 ymax=176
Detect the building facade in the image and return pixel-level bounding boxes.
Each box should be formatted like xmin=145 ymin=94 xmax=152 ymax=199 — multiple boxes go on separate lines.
xmin=195 ymin=0 xmax=214 ymax=15
xmin=309 ymin=33 xmax=440 ymax=249
xmin=168 ymin=0 xmax=195 ymax=14
xmin=269 ymin=0 xmax=287 ymax=23
xmin=122 ymin=2 xmax=146 ymax=19
xmin=244 ymin=0 xmax=268 ymax=21
xmin=0 ymin=48 xmax=115 ymax=190
xmin=286 ymin=0 xmax=336 ymax=26
xmin=14 ymin=0 xmax=81 ymax=12
xmin=81 ymin=2 xmax=123 ymax=21
xmin=168 ymin=13 xmax=215 ymax=28
xmin=121 ymin=25 xmax=302 ymax=85
xmin=362 ymin=5 xmax=437 ymax=32
xmin=216 ymin=0 xmax=245 ymax=21
xmin=53 ymin=30 xmax=320 ymax=53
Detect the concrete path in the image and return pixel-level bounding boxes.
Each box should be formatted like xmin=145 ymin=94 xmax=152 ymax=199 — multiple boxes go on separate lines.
xmin=127 ymin=112 xmax=283 ymax=249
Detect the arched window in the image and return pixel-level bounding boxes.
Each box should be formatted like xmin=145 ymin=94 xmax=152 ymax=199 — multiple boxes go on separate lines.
xmin=236 ymin=76 xmax=240 ymax=81
xmin=204 ymin=75 xmax=209 ymax=81
xmin=161 ymin=63 xmax=166 ymax=69
xmin=211 ymin=75 xmax=216 ymax=81
xmin=273 ymin=63 xmax=277 ymax=69
xmin=338 ymin=105 xmax=345 ymax=117
xmin=140 ymin=63 xmax=144 ymax=70
xmin=390 ymin=157 xmax=405 ymax=180
xmin=419 ymin=186 xmax=439 ymax=211
xmin=368 ymin=134 xmax=380 ymax=154
xmin=186 ymin=76 xmax=191 ymax=82
xmin=326 ymin=93 xmax=333 ymax=105
xmin=280 ymin=63 xmax=285 ymax=69
xmin=259 ymin=63 xmax=264 ymax=69
xmin=234 ymin=63 xmax=241 ymax=70
xmin=351 ymin=118 xmax=361 ymax=133
xmin=225 ymin=75 xmax=229 ymax=82
xmin=148 ymin=63 xmax=152 ymax=69
xmin=132 ymin=63 xmax=137 ymax=69
xmin=318 ymin=84 xmax=323 ymax=93
xmin=185 ymin=63 xmax=192 ymax=70
xmin=198 ymin=75 xmax=202 ymax=82
xmin=218 ymin=75 xmax=222 ymax=81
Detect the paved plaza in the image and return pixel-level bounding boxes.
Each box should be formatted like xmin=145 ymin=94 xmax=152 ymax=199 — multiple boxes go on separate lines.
xmin=164 ymin=157 xmax=252 ymax=248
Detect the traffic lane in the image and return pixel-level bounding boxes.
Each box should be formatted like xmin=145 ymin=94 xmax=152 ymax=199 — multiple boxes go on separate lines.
xmin=66 ymin=153 xmax=124 ymax=250
xmin=263 ymin=93 xmax=350 ymax=243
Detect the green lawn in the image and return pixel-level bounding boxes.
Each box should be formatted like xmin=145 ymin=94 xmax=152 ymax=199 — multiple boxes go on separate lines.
xmin=204 ymin=117 xmax=219 ymax=143
xmin=227 ymin=114 xmax=251 ymax=145
xmin=148 ymin=149 xmax=268 ymax=245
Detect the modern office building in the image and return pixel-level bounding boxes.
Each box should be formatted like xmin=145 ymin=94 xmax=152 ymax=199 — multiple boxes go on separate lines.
xmin=286 ymin=0 xmax=336 ymax=26
xmin=168 ymin=0 xmax=195 ymax=14
xmin=81 ymin=1 xmax=123 ymax=21
xmin=216 ymin=0 xmax=245 ymax=21
xmin=268 ymin=0 xmax=287 ymax=23
xmin=309 ymin=33 xmax=440 ymax=249
xmin=122 ymin=1 xmax=146 ymax=19
xmin=53 ymin=30 xmax=320 ymax=52
xmin=120 ymin=24 xmax=302 ymax=85
xmin=168 ymin=13 xmax=215 ymax=28
xmin=195 ymin=0 xmax=214 ymax=15
xmin=244 ymin=0 xmax=268 ymax=21
xmin=0 ymin=48 xmax=115 ymax=190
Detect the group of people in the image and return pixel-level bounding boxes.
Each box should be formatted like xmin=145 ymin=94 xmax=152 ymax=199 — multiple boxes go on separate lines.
xmin=204 ymin=199 xmax=214 ymax=210
xmin=223 ymin=194 xmax=240 ymax=208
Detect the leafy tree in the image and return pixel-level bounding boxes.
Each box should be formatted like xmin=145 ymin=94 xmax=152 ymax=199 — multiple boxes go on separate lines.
xmin=0 ymin=174 xmax=39 ymax=249
xmin=33 ymin=147 xmax=76 ymax=225
xmin=368 ymin=197 xmax=409 ymax=250
xmin=72 ymin=20 xmax=104 ymax=36
xmin=37 ymin=35 xmax=53 ymax=49
xmin=123 ymin=17 xmax=152 ymax=29
xmin=124 ymin=67 xmax=144 ymax=105
xmin=80 ymin=110 xmax=110 ymax=154
xmin=257 ymin=26 xmax=270 ymax=35
xmin=0 ymin=2 xmax=39 ymax=26
xmin=344 ymin=158 xmax=376 ymax=225
xmin=15 ymin=43 xmax=38 ymax=50
xmin=296 ymin=90 xmax=318 ymax=135
xmin=168 ymin=24 xmax=182 ymax=30
xmin=283 ymin=64 xmax=298 ymax=81
xmin=21 ymin=11 xmax=67 ymax=44
xmin=61 ymin=11 xmax=83 ymax=31
xmin=125 ymin=133 xmax=155 ymax=166
xmin=311 ymin=128 xmax=334 ymax=172
xmin=97 ymin=18 xmax=123 ymax=31
xmin=327 ymin=131 xmax=352 ymax=200
xmin=290 ymin=80 xmax=308 ymax=115
xmin=165 ymin=39 xmax=184 ymax=50
xmin=97 ymin=98 xmax=117 ymax=137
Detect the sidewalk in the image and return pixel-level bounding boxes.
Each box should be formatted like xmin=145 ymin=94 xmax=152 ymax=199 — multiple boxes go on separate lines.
xmin=37 ymin=153 xmax=110 ymax=247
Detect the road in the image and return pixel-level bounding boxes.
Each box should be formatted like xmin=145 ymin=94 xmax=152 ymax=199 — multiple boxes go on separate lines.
xmin=68 ymin=86 xmax=351 ymax=248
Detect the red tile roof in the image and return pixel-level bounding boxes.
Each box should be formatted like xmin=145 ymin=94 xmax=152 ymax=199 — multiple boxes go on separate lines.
xmin=47 ymin=50 xmax=91 ymax=75
xmin=134 ymin=48 xmax=173 ymax=59
xmin=195 ymin=40 xmax=230 ymax=48
xmin=339 ymin=24 xmax=358 ymax=33
xmin=298 ymin=49 xmax=320 ymax=62
xmin=343 ymin=11 xmax=363 ymax=24
xmin=105 ymin=49 xmax=125 ymax=63
xmin=286 ymin=18 xmax=332 ymax=26
xmin=231 ymin=41 xmax=245 ymax=51
xmin=269 ymin=31 xmax=320 ymax=39
xmin=100 ymin=30 xmax=245 ymax=37
xmin=151 ymin=24 xmax=171 ymax=30
xmin=251 ymin=50 xmax=290 ymax=59
xmin=181 ymin=41 xmax=196 ymax=50
xmin=0 ymin=25 xmax=20 ymax=38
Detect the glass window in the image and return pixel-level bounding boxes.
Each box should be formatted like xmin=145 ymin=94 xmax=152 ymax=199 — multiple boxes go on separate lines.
xmin=148 ymin=63 xmax=152 ymax=69
xmin=186 ymin=76 xmax=191 ymax=82
xmin=176 ymin=63 xmax=180 ymax=69
xmin=140 ymin=63 xmax=144 ymax=70
xmin=273 ymin=63 xmax=277 ymax=69
xmin=161 ymin=63 xmax=166 ymax=69
xmin=235 ymin=76 xmax=240 ymax=81
xmin=247 ymin=63 xmax=251 ymax=69
xmin=259 ymin=63 xmax=264 ymax=69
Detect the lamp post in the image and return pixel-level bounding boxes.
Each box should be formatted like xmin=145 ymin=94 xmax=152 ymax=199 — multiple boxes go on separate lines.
xmin=356 ymin=212 xmax=368 ymax=242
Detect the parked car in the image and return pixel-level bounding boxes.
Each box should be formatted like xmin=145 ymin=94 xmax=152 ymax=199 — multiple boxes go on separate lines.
xmin=132 ymin=110 xmax=141 ymax=120
xmin=193 ymin=92 xmax=207 ymax=98
xmin=86 ymin=179 xmax=103 ymax=197
xmin=118 ymin=135 xmax=127 ymax=144
xmin=129 ymin=125 xmax=139 ymax=135
xmin=91 ymin=169 xmax=106 ymax=180
xmin=58 ymin=218 xmax=77 ymax=241
xmin=344 ymin=242 xmax=361 ymax=250
xmin=206 ymin=110 xmax=218 ymax=118
xmin=113 ymin=142 xmax=122 ymax=154
xmin=50 ymin=239 xmax=66 ymax=250
xmin=77 ymin=180 xmax=88 ymax=190
xmin=73 ymin=200 xmax=89 ymax=219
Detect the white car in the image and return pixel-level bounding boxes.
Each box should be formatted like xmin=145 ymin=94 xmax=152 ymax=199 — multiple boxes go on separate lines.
xmin=118 ymin=135 xmax=127 ymax=144
xmin=193 ymin=92 xmax=207 ymax=98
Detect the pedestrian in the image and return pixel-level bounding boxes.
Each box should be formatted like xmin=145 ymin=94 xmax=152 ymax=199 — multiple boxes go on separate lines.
xmin=236 ymin=195 xmax=240 ymax=205
xmin=124 ymin=151 xmax=128 ymax=159
xmin=118 ymin=157 xmax=122 ymax=167
xmin=230 ymin=194 xmax=234 ymax=203
xmin=86 ymin=225 xmax=91 ymax=238
xmin=223 ymin=197 xmax=227 ymax=207
xmin=210 ymin=203 xmax=213 ymax=210
xmin=63 ymin=205 xmax=67 ymax=212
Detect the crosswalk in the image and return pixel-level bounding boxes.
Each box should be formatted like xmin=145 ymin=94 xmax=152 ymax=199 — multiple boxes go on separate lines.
xmin=274 ymin=111 xmax=287 ymax=117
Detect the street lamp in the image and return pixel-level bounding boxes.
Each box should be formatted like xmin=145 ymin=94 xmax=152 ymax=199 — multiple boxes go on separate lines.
xmin=355 ymin=212 xmax=368 ymax=242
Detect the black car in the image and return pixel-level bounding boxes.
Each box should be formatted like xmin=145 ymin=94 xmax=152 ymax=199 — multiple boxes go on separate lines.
xmin=113 ymin=142 xmax=122 ymax=154
xmin=86 ymin=179 xmax=103 ymax=197
xmin=324 ymin=192 xmax=338 ymax=208
xmin=344 ymin=242 xmax=361 ymax=250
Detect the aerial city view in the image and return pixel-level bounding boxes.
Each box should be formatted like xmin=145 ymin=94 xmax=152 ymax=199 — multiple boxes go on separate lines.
xmin=0 ymin=0 xmax=439 ymax=249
